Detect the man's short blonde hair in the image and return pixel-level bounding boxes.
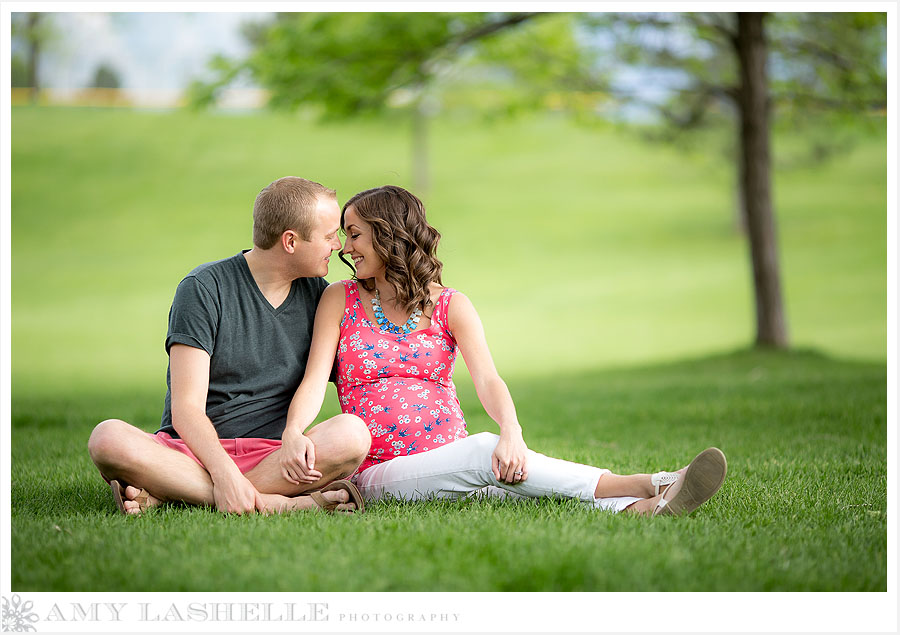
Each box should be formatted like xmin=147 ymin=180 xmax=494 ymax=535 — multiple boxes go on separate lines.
xmin=252 ymin=177 xmax=336 ymax=248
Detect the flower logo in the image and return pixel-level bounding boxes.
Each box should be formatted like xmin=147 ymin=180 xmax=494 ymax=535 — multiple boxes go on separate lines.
xmin=2 ymin=594 xmax=39 ymax=632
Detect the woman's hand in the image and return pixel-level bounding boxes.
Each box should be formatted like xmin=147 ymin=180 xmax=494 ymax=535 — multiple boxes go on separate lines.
xmin=492 ymin=428 xmax=529 ymax=484
xmin=280 ymin=282 xmax=345 ymax=487
xmin=448 ymin=292 xmax=529 ymax=485
xmin=280 ymin=427 xmax=323 ymax=485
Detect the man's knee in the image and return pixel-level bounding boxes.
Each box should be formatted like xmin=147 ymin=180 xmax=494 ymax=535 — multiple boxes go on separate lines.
xmin=332 ymin=413 xmax=371 ymax=460
xmin=87 ymin=419 xmax=140 ymax=468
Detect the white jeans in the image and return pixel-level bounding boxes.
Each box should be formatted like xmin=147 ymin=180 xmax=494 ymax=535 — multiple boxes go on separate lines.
xmin=353 ymin=432 xmax=641 ymax=513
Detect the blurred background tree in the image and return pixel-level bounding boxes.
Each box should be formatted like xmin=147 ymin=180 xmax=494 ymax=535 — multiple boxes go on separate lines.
xmin=89 ymin=62 xmax=122 ymax=89
xmin=191 ymin=11 xmax=886 ymax=350
xmin=190 ymin=12 xmax=547 ymax=194
xmin=10 ymin=12 xmax=58 ymax=103
xmin=577 ymin=12 xmax=887 ymax=348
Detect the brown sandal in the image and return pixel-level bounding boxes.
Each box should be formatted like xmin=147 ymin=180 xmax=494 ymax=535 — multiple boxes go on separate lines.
xmin=309 ymin=479 xmax=365 ymax=514
xmin=109 ymin=479 xmax=152 ymax=515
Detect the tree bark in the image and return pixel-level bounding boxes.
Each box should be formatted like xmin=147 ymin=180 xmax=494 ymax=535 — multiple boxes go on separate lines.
xmin=27 ymin=13 xmax=40 ymax=104
xmin=735 ymin=13 xmax=788 ymax=348
xmin=733 ymin=147 xmax=748 ymax=235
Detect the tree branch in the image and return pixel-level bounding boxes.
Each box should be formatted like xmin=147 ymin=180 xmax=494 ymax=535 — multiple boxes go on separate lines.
xmin=683 ymin=12 xmax=737 ymax=44
xmin=416 ymin=13 xmax=549 ymax=88
xmin=775 ymin=36 xmax=856 ymax=72
xmin=707 ymin=12 xmax=738 ymax=43
xmin=452 ymin=12 xmax=546 ymax=49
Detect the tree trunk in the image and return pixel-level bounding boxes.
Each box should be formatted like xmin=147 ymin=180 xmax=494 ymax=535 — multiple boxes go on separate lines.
xmin=27 ymin=13 xmax=40 ymax=104
xmin=735 ymin=13 xmax=788 ymax=348
xmin=411 ymin=102 xmax=429 ymax=196
xmin=733 ymin=147 xmax=748 ymax=235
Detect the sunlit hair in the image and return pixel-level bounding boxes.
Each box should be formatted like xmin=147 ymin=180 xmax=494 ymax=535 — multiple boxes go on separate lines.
xmin=253 ymin=176 xmax=336 ymax=248
xmin=340 ymin=185 xmax=443 ymax=315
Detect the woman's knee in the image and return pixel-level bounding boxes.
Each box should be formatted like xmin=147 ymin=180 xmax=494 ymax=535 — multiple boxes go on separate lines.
xmin=466 ymin=432 xmax=500 ymax=458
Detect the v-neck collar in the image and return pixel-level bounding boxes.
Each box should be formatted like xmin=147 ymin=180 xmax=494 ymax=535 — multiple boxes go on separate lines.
xmin=238 ymin=250 xmax=296 ymax=314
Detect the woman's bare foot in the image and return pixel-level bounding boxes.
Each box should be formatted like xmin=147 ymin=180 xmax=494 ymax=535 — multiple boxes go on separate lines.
xmin=259 ymin=489 xmax=357 ymax=514
xmin=122 ymin=485 xmax=161 ymax=515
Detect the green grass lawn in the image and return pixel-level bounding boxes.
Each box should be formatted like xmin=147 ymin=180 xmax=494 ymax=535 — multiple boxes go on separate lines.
xmin=8 ymin=106 xmax=887 ymax=592
xmin=10 ymin=107 xmax=886 ymax=395
xmin=11 ymin=349 xmax=886 ymax=591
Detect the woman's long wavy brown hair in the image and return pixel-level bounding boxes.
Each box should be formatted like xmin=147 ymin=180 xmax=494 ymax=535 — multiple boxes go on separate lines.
xmin=340 ymin=185 xmax=443 ymax=315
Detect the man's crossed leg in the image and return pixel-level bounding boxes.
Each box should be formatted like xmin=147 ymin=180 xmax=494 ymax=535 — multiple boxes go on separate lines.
xmin=88 ymin=414 xmax=371 ymax=515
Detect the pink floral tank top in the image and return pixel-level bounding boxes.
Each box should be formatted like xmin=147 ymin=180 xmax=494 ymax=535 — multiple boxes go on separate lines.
xmin=336 ymin=280 xmax=468 ymax=474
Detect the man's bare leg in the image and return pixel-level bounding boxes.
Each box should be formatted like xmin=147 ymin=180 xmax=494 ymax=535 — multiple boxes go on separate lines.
xmin=87 ymin=415 xmax=369 ymax=514
xmin=88 ymin=418 xmax=215 ymax=508
xmin=245 ymin=413 xmax=371 ymax=496
xmin=114 ymin=483 xmax=355 ymax=515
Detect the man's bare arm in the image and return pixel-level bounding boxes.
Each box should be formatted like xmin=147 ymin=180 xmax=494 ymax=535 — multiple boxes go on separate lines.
xmin=169 ymin=344 xmax=265 ymax=514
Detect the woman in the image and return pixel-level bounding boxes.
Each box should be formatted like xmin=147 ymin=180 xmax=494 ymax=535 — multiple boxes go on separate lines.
xmin=281 ymin=186 xmax=726 ymax=516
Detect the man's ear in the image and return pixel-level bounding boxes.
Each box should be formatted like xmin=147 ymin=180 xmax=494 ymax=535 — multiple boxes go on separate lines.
xmin=281 ymin=230 xmax=298 ymax=254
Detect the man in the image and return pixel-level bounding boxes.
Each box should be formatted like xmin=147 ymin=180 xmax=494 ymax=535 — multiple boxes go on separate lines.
xmin=88 ymin=177 xmax=371 ymax=515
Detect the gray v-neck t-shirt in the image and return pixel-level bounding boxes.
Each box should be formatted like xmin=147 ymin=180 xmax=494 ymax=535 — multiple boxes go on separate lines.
xmin=158 ymin=251 xmax=327 ymax=439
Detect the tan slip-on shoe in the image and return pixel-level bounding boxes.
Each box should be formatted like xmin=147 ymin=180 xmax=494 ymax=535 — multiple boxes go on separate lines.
xmin=654 ymin=448 xmax=727 ymax=516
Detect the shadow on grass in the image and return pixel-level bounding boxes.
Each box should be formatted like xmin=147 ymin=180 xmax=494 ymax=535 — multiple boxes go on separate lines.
xmin=461 ymin=346 xmax=885 ymax=467
xmin=10 ymin=347 xmax=887 ymax=591
xmin=13 ymin=345 xmax=886 ymax=480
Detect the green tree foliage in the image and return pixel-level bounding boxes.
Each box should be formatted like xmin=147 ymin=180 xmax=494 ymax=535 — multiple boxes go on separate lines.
xmin=192 ymin=13 xmax=543 ymax=113
xmin=578 ymin=13 xmax=886 ymax=348
xmin=189 ymin=12 xmax=549 ymax=192
xmin=768 ymin=12 xmax=886 ymax=115
xmin=192 ymin=11 xmax=885 ymax=169
xmin=582 ymin=13 xmax=886 ymax=141
xmin=192 ymin=11 xmax=886 ymax=349
xmin=11 ymin=54 xmax=29 ymax=88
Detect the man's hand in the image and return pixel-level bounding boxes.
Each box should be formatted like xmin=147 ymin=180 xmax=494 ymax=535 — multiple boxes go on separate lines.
xmin=492 ymin=428 xmax=529 ymax=484
xmin=280 ymin=427 xmax=323 ymax=485
xmin=211 ymin=470 xmax=265 ymax=514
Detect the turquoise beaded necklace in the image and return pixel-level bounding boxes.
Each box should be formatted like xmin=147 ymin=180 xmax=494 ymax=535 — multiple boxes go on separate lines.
xmin=371 ymin=289 xmax=422 ymax=334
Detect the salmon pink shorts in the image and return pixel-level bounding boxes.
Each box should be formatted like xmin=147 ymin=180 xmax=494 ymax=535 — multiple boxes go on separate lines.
xmin=148 ymin=431 xmax=282 ymax=474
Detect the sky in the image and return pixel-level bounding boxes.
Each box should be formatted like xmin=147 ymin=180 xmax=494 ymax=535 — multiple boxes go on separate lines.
xmin=17 ymin=12 xmax=270 ymax=96
xmin=15 ymin=10 xmax=675 ymax=115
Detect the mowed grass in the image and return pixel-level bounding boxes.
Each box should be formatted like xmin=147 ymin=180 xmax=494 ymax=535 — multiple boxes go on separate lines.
xmin=10 ymin=107 xmax=886 ymax=395
xmin=11 ymin=349 xmax=886 ymax=591
xmin=9 ymin=106 xmax=887 ymax=591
